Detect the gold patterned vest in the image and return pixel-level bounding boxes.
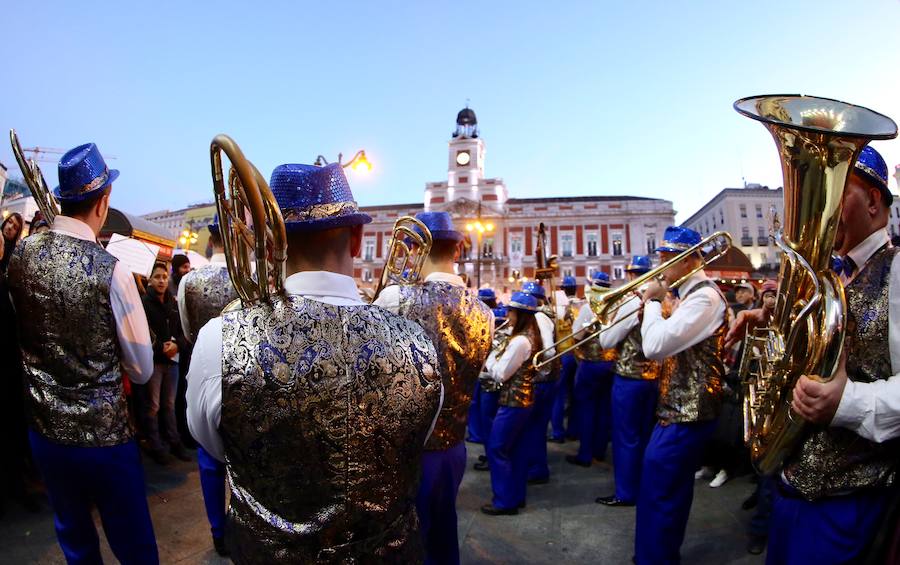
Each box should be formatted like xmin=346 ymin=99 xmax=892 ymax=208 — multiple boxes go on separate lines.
xmin=8 ymin=231 xmax=129 ymax=447
xmin=555 ymin=299 xmax=583 ymax=351
xmin=398 ymin=281 xmax=493 ymax=450
xmin=784 ymin=245 xmax=900 ymax=500
xmin=616 ymin=323 xmax=665 ymax=381
xmin=574 ymin=326 xmax=618 ymax=363
xmin=498 ymin=327 xmax=540 ymax=408
xmin=656 ymin=280 xmax=726 ymax=425
xmin=181 ymin=263 xmax=238 ymax=342
xmin=220 ymin=296 xmax=441 ymax=563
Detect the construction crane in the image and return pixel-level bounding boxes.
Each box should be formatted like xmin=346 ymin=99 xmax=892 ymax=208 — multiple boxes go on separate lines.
xmin=21 ymin=146 xmax=117 ymax=162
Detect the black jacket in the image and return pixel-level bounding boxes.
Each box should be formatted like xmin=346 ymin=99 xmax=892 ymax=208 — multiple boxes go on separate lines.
xmin=142 ymin=288 xmax=188 ymax=365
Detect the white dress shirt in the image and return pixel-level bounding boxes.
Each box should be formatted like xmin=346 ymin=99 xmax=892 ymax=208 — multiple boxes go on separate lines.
xmin=373 ymin=271 xmax=465 ymax=314
xmin=599 ymin=295 xmax=642 ymax=350
xmin=485 ymin=335 xmax=532 ymax=383
xmin=187 ymin=270 xmax=442 ymax=462
xmin=51 ymin=216 xmax=154 ymax=384
xmin=831 ymin=229 xmax=900 ymax=443
xmin=640 ymin=272 xmax=725 ymax=361
xmin=535 ymin=310 xmax=555 ymax=364
xmin=177 ymin=252 xmax=227 ymax=341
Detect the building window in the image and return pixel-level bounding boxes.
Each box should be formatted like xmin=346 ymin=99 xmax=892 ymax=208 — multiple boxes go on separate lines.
xmin=510 ymin=236 xmax=523 ymax=255
xmin=740 ymin=204 xmax=747 ymax=219
xmin=483 ymin=237 xmax=494 ymax=258
xmin=756 ymin=204 xmax=763 ymax=219
xmin=561 ymin=234 xmax=574 ymax=257
xmin=613 ymin=266 xmax=624 ymax=280
xmin=611 ymin=232 xmax=623 ymax=256
xmin=362 ymin=268 xmax=372 ymax=282
xmin=587 ymin=266 xmax=598 ymax=279
xmin=363 ymin=239 xmax=375 ymax=261
xmin=742 ymin=226 xmax=750 ymax=237
xmin=586 ymin=233 xmax=598 ymax=257
xmin=720 ymin=210 xmax=724 ymax=224
xmin=563 ymin=267 xmax=573 ymax=278
xmin=646 ymin=233 xmax=656 ymax=255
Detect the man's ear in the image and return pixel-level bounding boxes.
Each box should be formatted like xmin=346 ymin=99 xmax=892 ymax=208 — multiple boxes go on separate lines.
xmin=453 ymin=240 xmax=463 ymax=262
xmin=349 ymin=224 xmax=364 ymax=258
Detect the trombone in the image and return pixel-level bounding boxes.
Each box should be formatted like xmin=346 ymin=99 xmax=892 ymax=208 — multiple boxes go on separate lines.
xmin=9 ymin=129 xmax=60 ymax=223
xmin=371 ymin=216 xmax=433 ymax=301
xmin=532 ymin=231 xmax=732 ymax=369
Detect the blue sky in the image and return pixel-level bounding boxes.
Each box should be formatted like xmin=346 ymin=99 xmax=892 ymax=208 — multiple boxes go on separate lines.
xmin=2 ymin=1 xmax=899 ymax=222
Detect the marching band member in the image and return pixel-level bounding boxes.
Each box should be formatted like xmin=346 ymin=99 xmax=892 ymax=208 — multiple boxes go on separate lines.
xmin=566 ymin=272 xmax=618 ymax=467
xmin=634 ymin=226 xmax=727 ymax=565
xmin=177 ymin=217 xmax=236 ymax=557
xmin=596 ymin=255 xmax=663 ymax=507
xmin=767 ymin=147 xmax=900 ymax=564
xmin=187 ymin=163 xmax=442 ymax=562
xmin=374 ymin=211 xmax=493 ymax=565
xmin=550 ymin=275 xmax=583 ymax=442
xmin=467 ymin=287 xmax=500 ymax=445
xmin=8 ymin=144 xmax=158 ymax=563
xmin=474 ymin=305 xmax=509 ymax=472
xmin=481 ymin=292 xmax=542 ymax=515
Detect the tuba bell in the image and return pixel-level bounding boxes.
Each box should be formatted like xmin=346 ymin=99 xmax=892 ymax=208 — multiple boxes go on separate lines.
xmin=210 ymin=134 xmax=287 ymax=307
xmin=735 ymin=95 xmax=897 ymax=475
xmin=371 ymin=216 xmax=433 ymax=301
xmin=9 ymin=129 xmax=60 ymax=224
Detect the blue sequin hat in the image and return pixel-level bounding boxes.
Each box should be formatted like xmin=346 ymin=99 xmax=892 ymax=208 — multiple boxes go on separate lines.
xmin=414 ymin=211 xmax=463 ymax=242
xmin=208 ymin=214 xmax=220 ymax=236
xmin=590 ymin=271 xmax=611 ymax=289
xmin=478 ymin=288 xmax=497 ymax=301
xmin=269 ymin=163 xmax=372 ymax=232
xmin=854 ymin=146 xmax=893 ymax=205
xmin=657 ymin=226 xmax=701 ymax=253
xmin=625 ymin=255 xmax=652 ymax=273
xmin=561 ymin=275 xmax=577 ymax=288
xmin=53 ymin=143 xmax=119 ymax=202
xmin=508 ymin=291 xmax=539 ymax=312
xmin=521 ymin=281 xmax=546 ymax=300
xmin=493 ymin=305 xmax=508 ymax=320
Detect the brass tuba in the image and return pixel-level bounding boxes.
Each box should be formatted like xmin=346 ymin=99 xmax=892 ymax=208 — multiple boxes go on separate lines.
xmin=210 ymin=134 xmax=287 ymax=307
xmin=9 ymin=129 xmax=60 ymax=223
xmin=735 ymin=95 xmax=897 ymax=475
xmin=371 ymin=216 xmax=433 ymax=301
xmin=533 ymin=231 xmax=732 ymax=369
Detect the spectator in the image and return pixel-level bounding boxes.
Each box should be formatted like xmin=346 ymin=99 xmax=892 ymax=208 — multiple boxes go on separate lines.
xmin=0 ymin=213 xmax=24 ymax=273
xmin=170 ymin=254 xmax=191 ymax=296
xmin=141 ymin=262 xmax=190 ymax=464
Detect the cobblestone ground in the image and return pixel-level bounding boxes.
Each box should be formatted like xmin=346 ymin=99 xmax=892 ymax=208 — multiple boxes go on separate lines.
xmin=0 ymin=440 xmax=766 ymax=564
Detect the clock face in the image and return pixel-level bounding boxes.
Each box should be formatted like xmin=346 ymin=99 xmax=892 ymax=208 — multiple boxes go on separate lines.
xmin=456 ymin=151 xmax=471 ymax=166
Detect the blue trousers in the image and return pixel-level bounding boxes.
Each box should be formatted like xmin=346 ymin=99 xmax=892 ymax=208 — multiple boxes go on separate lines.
xmin=197 ymin=445 xmax=227 ymax=539
xmin=29 ymin=430 xmax=159 ymax=565
xmin=611 ymin=375 xmax=658 ymax=503
xmin=479 ymin=389 xmax=500 ymax=456
xmin=635 ymin=420 xmax=716 ymax=565
xmin=488 ymin=405 xmax=533 ymax=510
xmin=526 ymin=381 xmax=558 ymax=482
xmin=417 ymin=442 xmax=467 ymax=565
xmin=574 ymin=360 xmax=615 ymax=463
xmin=551 ymin=353 xmax=578 ymax=439
xmin=466 ymin=380 xmax=484 ymax=444
xmin=767 ymin=484 xmax=888 ymax=565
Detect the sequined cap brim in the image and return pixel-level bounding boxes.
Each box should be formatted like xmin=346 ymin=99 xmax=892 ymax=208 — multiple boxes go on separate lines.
xmin=53 ymin=169 xmax=119 ymax=202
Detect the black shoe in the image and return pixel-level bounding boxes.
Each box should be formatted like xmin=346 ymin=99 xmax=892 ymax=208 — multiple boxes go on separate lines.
xmin=595 ymin=495 xmax=635 ymax=507
xmin=171 ymin=446 xmax=192 ymax=462
xmin=528 ymin=477 xmax=549 ymax=485
xmin=741 ymin=492 xmax=759 ymax=510
xmin=477 ymin=454 xmax=487 ymax=463
xmin=480 ymin=503 xmax=518 ymax=516
xmin=548 ymin=437 xmax=565 ymax=444
xmin=747 ymin=535 xmax=767 ymax=555
xmin=213 ymin=536 xmax=230 ymax=557
xmin=148 ymin=449 xmax=172 ymax=465
xmin=565 ymin=455 xmax=591 ymax=468
xmin=474 ymin=461 xmax=490 ymax=471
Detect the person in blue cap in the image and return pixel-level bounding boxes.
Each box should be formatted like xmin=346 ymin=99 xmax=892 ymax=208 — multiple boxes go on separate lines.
xmin=631 ymin=225 xmax=728 ymax=564
xmin=518 ymin=281 xmax=558 ymax=485
xmin=187 ymin=163 xmax=442 ymax=562
xmin=7 ymin=143 xmax=159 ymax=562
xmin=374 ymin=210 xmax=493 ymax=565
xmin=566 ymin=271 xmax=618 ymax=468
xmin=550 ymin=274 xmax=584 ymax=442
xmin=762 ymin=145 xmax=900 ymax=563
xmin=481 ymin=292 xmax=542 ymax=515
xmin=594 ymin=255 xmax=662 ymax=508
xmin=176 ymin=216 xmax=236 ymax=556
xmin=473 ymin=305 xmax=509 ymax=473
xmin=467 ymin=287 xmax=499 ymax=446
xmin=478 ymin=287 xmax=498 ymax=309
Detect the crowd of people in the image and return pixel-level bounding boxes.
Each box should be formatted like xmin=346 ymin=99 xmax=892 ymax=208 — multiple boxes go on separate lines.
xmin=1 ymin=133 xmax=899 ymax=565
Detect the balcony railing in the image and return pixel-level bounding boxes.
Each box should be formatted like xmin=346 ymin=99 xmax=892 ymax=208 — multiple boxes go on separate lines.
xmin=757 ymin=236 xmax=769 ymax=246
xmin=741 ymin=236 xmax=753 ymax=247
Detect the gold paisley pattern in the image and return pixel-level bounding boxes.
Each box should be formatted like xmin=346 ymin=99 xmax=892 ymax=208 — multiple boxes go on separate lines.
xmin=784 ymin=246 xmax=900 ymax=500
xmin=220 ymin=296 xmax=441 ymax=563
xmin=498 ymin=327 xmax=540 ymax=408
xmin=7 ymin=232 xmax=130 ymax=446
xmin=182 ymin=264 xmax=239 ymax=342
xmin=398 ymin=281 xmax=492 ymax=450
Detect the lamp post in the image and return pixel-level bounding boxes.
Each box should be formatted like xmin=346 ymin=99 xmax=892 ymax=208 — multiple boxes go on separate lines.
xmin=465 ymin=207 xmax=494 ymax=289
xmin=179 ymin=221 xmax=198 ymax=251
xmin=314 ymin=149 xmax=373 ymax=172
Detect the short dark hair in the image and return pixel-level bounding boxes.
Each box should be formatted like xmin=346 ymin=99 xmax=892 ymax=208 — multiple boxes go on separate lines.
xmin=430 ymin=239 xmax=460 ymax=262
xmin=151 ymin=261 xmax=168 ymax=275
xmin=286 ymin=226 xmax=352 ymax=265
xmin=59 ymin=187 xmax=110 ymax=217
xmin=209 ymin=230 xmax=223 ymax=249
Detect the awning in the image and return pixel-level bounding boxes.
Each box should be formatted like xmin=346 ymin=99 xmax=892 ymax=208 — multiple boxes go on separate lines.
xmin=100 ymin=208 xmax=176 ymax=261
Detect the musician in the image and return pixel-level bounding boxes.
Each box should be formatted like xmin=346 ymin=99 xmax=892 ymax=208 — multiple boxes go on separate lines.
xmin=468 ymin=287 xmax=499 ymax=444
xmin=766 ymin=146 xmax=900 ymax=564
xmin=566 ymin=272 xmax=618 ymax=467
xmin=374 ymin=210 xmax=493 ymax=565
xmin=7 ymin=143 xmax=158 ymax=563
xmin=187 ymin=163 xmax=443 ymax=562
xmin=474 ymin=305 xmax=509 ymax=473
xmin=520 ymin=281 xmax=558 ymax=484
xmin=550 ymin=275 xmax=582 ymax=442
xmin=634 ymin=226 xmax=727 ymax=565
xmin=481 ymin=292 xmax=542 ymax=515
xmin=596 ymin=255 xmax=662 ymax=507
xmin=177 ymin=217 xmax=236 ymax=557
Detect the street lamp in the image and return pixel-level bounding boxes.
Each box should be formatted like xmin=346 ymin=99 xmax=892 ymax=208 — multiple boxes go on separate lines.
xmin=465 ymin=214 xmax=494 ymax=289
xmin=179 ymin=224 xmax=198 ymax=250
xmin=314 ymin=149 xmax=373 ymax=172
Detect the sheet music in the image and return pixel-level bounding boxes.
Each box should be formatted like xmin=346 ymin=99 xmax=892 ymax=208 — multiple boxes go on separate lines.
xmin=105 ymin=233 xmax=160 ymax=278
